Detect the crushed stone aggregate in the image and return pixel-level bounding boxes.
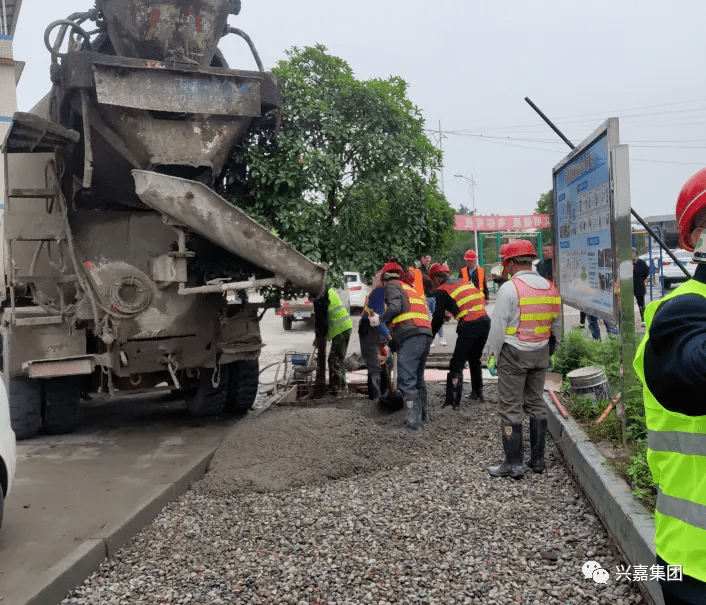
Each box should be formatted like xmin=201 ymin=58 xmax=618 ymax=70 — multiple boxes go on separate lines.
xmin=63 ymin=383 xmax=645 ymax=604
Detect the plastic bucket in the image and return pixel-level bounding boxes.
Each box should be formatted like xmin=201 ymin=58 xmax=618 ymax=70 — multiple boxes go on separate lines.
xmin=567 ymin=366 xmax=610 ymax=400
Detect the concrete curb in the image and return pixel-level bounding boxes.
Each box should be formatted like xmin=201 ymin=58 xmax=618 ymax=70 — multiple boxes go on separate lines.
xmin=545 ymin=393 xmax=663 ymax=605
xmin=16 ymin=449 xmax=217 ymax=605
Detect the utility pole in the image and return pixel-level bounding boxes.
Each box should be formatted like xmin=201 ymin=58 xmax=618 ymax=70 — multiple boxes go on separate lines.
xmin=455 ymin=173 xmax=479 ymax=254
xmin=438 ymin=120 xmax=446 ymax=194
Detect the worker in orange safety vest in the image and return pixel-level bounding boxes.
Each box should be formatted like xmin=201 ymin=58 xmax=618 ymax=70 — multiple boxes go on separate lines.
xmin=459 ymin=250 xmax=489 ymax=301
xmin=485 ymin=240 xmax=561 ymax=478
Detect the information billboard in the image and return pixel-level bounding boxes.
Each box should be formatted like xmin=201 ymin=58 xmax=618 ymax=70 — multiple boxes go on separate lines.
xmin=552 ymin=119 xmax=621 ymax=323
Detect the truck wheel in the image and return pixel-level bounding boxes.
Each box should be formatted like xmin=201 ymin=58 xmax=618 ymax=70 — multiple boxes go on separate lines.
xmin=185 ymin=367 xmax=228 ymax=417
xmin=283 ymin=316 xmax=293 ymax=331
xmin=42 ymin=377 xmax=81 ymax=435
xmin=224 ymin=359 xmax=259 ymax=414
xmin=9 ymin=377 xmax=42 ymax=440
xmin=0 ymin=482 xmax=4 ymax=529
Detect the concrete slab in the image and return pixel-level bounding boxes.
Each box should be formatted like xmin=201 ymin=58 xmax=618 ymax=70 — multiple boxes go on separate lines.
xmin=0 ymin=396 xmax=235 ymax=605
xmin=545 ymin=393 xmax=663 ymax=605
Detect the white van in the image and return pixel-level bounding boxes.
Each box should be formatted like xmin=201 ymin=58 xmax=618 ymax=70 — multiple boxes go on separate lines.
xmin=0 ymin=375 xmax=16 ymax=528
xmin=344 ymin=271 xmax=370 ymax=312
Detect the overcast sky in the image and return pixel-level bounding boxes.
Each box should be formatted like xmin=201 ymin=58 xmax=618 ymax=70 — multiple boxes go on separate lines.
xmin=13 ymin=0 xmax=706 ymax=219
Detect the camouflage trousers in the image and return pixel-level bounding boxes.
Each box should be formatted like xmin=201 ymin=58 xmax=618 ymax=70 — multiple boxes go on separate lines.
xmin=328 ymin=329 xmax=352 ymax=393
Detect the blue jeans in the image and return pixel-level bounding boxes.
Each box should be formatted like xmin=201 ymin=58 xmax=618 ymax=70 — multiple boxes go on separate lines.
xmin=427 ymin=297 xmax=443 ymax=337
xmin=397 ymin=333 xmax=433 ymax=429
xmin=587 ymin=315 xmax=618 ymax=341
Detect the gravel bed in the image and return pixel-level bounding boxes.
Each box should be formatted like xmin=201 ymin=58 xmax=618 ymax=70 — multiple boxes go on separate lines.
xmin=63 ymin=383 xmax=643 ymax=605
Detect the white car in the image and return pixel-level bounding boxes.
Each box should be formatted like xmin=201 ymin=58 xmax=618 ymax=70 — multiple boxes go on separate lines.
xmin=0 ymin=376 xmax=16 ymax=529
xmin=344 ymin=271 xmax=370 ymax=311
xmin=640 ymin=249 xmax=695 ymax=290
xmin=661 ymin=249 xmax=695 ymax=289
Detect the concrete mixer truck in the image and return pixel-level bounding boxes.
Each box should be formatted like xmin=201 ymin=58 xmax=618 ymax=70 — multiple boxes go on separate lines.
xmin=1 ymin=0 xmax=327 ymax=439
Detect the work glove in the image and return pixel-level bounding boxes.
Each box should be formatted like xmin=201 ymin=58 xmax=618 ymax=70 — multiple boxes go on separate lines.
xmin=369 ymin=314 xmax=381 ymax=327
xmin=487 ymin=355 xmax=497 ymax=377
xmin=379 ymin=346 xmax=391 ymax=364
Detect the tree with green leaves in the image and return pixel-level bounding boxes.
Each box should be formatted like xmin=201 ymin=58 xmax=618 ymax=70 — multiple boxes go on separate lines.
xmin=219 ymin=45 xmax=454 ymax=285
xmin=534 ymin=190 xmax=553 ymax=244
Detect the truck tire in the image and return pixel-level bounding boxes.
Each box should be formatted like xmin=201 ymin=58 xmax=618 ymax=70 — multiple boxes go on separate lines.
xmin=185 ymin=368 xmax=228 ymax=417
xmin=9 ymin=377 xmax=42 ymax=440
xmin=42 ymin=377 xmax=81 ymax=435
xmin=0 ymin=482 xmax=4 ymax=529
xmin=283 ymin=316 xmax=293 ymax=331
xmin=224 ymin=359 xmax=259 ymax=414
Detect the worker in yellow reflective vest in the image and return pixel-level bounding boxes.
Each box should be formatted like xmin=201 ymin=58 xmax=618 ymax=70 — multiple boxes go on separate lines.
xmin=634 ymin=168 xmax=706 ymax=605
xmin=313 ymin=286 xmax=353 ymax=395
xmin=486 ymin=240 xmax=561 ymax=478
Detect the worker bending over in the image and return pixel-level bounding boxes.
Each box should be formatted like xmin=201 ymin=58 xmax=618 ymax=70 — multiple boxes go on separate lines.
xmin=370 ymin=261 xmax=433 ymax=436
xmin=428 ymin=262 xmax=491 ymax=407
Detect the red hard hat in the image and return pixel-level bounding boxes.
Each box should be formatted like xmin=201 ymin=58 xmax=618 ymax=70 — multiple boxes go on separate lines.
xmin=504 ymin=239 xmax=537 ymax=262
xmin=380 ymin=261 xmax=404 ymax=277
xmin=429 ymin=262 xmax=449 ymax=279
xmin=677 ymin=168 xmax=706 ymax=251
xmin=499 ymin=243 xmax=509 ymax=259
xmin=464 ymin=250 xmax=477 ymax=261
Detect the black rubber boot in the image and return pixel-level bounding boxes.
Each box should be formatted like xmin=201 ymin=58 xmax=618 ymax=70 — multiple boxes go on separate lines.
xmin=368 ymin=373 xmax=382 ymax=400
xmin=452 ymin=373 xmax=464 ymax=408
xmin=488 ymin=424 xmax=524 ymax=478
xmin=442 ymin=373 xmax=455 ymax=408
xmin=420 ymin=385 xmax=431 ymax=423
xmin=469 ymin=389 xmax=485 ymax=403
xmin=527 ymin=417 xmax=548 ymax=473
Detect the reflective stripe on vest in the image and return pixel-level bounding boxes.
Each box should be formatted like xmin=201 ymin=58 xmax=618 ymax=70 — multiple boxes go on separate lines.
xmin=390 ymin=282 xmax=432 ymax=329
xmin=436 ymin=281 xmax=486 ymax=322
xmin=327 ymin=288 xmax=353 ymax=340
xmin=633 ymin=278 xmax=706 ymax=583
xmin=504 ymin=277 xmax=561 ymax=342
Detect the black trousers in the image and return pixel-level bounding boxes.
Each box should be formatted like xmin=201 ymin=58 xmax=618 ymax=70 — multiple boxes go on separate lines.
xmin=449 ymin=317 xmax=491 ymax=394
xmin=635 ymin=294 xmax=646 ymax=320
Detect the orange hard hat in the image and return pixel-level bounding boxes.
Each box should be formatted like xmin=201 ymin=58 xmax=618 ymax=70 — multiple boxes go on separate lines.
xmin=464 ymin=250 xmax=477 ymax=261
xmin=504 ymin=239 xmax=537 ymax=262
xmin=677 ymin=168 xmax=706 ymax=251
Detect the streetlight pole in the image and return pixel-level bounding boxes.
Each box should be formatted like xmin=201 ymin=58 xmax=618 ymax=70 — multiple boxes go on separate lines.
xmin=455 ymin=174 xmax=479 ymax=254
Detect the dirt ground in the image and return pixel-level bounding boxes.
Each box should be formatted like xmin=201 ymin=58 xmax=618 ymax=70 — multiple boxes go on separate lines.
xmin=197 ymin=383 xmax=504 ymax=496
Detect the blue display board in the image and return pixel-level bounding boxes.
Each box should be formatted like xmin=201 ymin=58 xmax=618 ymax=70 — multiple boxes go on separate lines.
xmin=553 ymin=120 xmax=619 ymax=323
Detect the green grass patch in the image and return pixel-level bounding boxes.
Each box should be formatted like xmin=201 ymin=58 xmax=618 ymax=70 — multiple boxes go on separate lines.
xmin=557 ymin=327 xmax=656 ymax=512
